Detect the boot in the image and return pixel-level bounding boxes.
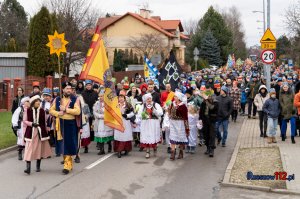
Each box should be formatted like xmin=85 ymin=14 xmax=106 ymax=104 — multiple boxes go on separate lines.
xmin=24 ymin=161 xmax=31 ymax=175
xmin=167 ymin=147 xmax=171 ymax=154
xmin=96 ymin=142 xmax=100 ymax=150
xmin=74 ymin=155 xmax=80 ymax=163
xmin=107 ymin=141 xmax=112 ymax=153
xmin=177 ymin=149 xmax=183 ymax=159
xmin=209 ymin=148 xmax=214 ymax=157
xmin=18 ymin=149 xmax=23 ymax=161
xmin=153 ymin=147 xmax=157 ymax=157
xmin=84 ymin=146 xmax=88 ymax=153
xmin=260 ymin=131 xmax=263 ymax=137
xmin=145 ymin=149 xmax=150 ymax=159
xmin=190 ymin=146 xmax=195 ymax=154
xmin=267 ymin=137 xmax=272 ymax=144
xmin=170 ymin=150 xmax=175 ymax=161
xmin=204 ymin=146 xmax=210 ymax=155
xmin=272 ymin=137 xmax=277 ymax=143
xmin=291 ymin=136 xmax=296 ymax=144
xmin=97 ymin=143 xmax=105 ymax=155
xmin=282 ymin=135 xmax=286 ymax=141
xmin=117 ymin=152 xmax=122 ymax=158
xmin=263 ymin=132 xmax=268 ymax=138
xmin=36 ymin=159 xmax=41 ymax=172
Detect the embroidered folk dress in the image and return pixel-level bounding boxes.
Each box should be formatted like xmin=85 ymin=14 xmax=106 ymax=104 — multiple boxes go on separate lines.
xmin=23 ymin=107 xmax=52 ymax=161
xmin=140 ymin=102 xmax=163 ymax=148
xmin=114 ymin=103 xmax=134 ymax=152
xmin=93 ymin=101 xmax=114 ymax=143
xmin=169 ymin=102 xmax=189 ymax=145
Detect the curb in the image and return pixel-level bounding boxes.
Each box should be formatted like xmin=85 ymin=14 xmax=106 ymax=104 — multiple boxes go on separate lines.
xmin=0 ymin=145 xmax=18 ymax=156
xmin=221 ymin=182 xmax=300 ymax=195
xmin=222 ymin=118 xmax=246 ymax=183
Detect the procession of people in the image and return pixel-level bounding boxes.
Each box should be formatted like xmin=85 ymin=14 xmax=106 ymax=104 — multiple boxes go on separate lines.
xmin=10 ymin=60 xmax=300 ymax=175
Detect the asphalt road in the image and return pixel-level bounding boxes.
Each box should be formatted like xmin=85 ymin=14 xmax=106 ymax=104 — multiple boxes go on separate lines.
xmin=0 ymin=116 xmax=262 ymax=199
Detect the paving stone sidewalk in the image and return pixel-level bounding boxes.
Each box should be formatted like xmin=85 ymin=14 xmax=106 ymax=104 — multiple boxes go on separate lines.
xmin=226 ymin=117 xmax=300 ymax=191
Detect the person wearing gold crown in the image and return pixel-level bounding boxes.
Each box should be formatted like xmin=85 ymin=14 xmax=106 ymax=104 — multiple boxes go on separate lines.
xmin=50 ymin=82 xmax=81 ymax=175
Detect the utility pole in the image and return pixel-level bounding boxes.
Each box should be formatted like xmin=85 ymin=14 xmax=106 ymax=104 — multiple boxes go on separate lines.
xmin=263 ymin=0 xmax=266 ymax=31
xmin=266 ymin=0 xmax=271 ymax=90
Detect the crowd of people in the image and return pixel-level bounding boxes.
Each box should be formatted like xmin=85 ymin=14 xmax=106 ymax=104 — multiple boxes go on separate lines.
xmin=10 ymin=61 xmax=300 ymax=175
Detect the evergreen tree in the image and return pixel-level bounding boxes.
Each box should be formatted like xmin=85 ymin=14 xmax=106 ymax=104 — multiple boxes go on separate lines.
xmin=113 ymin=49 xmax=127 ymax=72
xmin=6 ymin=38 xmax=17 ymax=52
xmin=0 ymin=0 xmax=28 ymax=51
xmin=133 ymin=53 xmax=139 ymax=64
xmin=199 ymin=30 xmax=221 ymax=66
xmin=276 ymin=35 xmax=291 ymax=59
xmin=187 ymin=6 xmax=233 ymax=66
xmin=129 ymin=49 xmax=134 ymax=64
xmin=27 ymin=6 xmax=56 ymax=76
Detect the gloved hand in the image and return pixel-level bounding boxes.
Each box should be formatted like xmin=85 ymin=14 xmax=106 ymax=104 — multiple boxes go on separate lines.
xmin=122 ymin=114 xmax=127 ymax=119
xmin=13 ymin=126 xmax=19 ymax=132
xmin=45 ymin=109 xmax=49 ymax=114
xmin=32 ymin=123 xmax=39 ymax=128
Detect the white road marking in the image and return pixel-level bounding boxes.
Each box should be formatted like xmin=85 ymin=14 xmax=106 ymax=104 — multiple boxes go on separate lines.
xmin=85 ymin=153 xmax=114 ymax=170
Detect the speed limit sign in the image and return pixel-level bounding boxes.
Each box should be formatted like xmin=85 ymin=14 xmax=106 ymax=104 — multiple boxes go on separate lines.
xmin=261 ymin=49 xmax=276 ymax=64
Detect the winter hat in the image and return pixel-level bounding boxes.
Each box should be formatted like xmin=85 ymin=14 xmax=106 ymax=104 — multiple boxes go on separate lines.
xmin=85 ymin=80 xmax=93 ymax=85
xmin=269 ymin=88 xmax=276 ymax=94
xmin=214 ymin=80 xmax=221 ymax=89
xmin=93 ymin=84 xmax=99 ymax=89
xmin=42 ymin=88 xmax=52 ymax=96
xmin=221 ymin=86 xmax=229 ymax=94
xmin=53 ymin=87 xmax=60 ymax=93
xmin=32 ymin=81 xmax=40 ymax=88
xmin=282 ymin=82 xmax=289 ymax=87
xmin=185 ymin=88 xmax=193 ymax=96
xmin=62 ymin=82 xmax=71 ymax=89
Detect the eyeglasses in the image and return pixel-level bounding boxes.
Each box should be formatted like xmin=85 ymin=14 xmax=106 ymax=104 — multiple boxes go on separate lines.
xmin=18 ymin=90 xmax=23 ymax=91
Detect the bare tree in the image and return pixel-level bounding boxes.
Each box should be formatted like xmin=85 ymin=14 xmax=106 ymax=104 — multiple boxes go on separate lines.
xmin=45 ymin=0 xmax=102 ymax=76
xmin=222 ymin=6 xmax=247 ymax=59
xmin=183 ymin=19 xmax=198 ymax=36
xmin=127 ymin=33 xmax=166 ymax=58
xmin=284 ymin=1 xmax=300 ymax=36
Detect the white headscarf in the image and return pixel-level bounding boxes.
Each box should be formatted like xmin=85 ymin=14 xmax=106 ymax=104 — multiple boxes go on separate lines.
xmin=20 ymin=97 xmax=30 ymax=106
xmin=175 ymin=91 xmax=184 ymax=102
xmin=143 ymin=93 xmax=152 ymax=103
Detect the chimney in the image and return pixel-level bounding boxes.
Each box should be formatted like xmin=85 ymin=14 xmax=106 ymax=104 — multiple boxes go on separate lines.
xmin=140 ymin=9 xmax=151 ymax=19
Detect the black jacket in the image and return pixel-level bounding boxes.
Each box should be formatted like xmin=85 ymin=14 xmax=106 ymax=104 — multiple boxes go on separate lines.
xmin=82 ymin=89 xmax=98 ymax=113
xmin=216 ymin=95 xmax=233 ymax=120
xmin=11 ymin=95 xmax=24 ymax=113
xmin=199 ymin=97 xmax=219 ymax=123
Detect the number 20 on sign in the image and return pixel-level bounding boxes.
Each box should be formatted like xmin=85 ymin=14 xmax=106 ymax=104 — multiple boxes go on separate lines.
xmin=261 ymin=49 xmax=276 ymax=64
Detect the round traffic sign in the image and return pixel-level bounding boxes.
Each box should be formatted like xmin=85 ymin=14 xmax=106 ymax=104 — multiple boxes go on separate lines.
xmin=261 ymin=49 xmax=276 ymax=64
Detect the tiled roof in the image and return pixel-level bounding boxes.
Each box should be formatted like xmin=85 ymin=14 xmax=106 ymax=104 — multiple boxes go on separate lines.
xmin=97 ymin=12 xmax=189 ymax=40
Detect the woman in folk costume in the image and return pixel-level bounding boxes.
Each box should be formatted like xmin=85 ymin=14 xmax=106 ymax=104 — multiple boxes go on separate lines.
xmin=93 ymin=91 xmax=113 ymax=155
xmin=12 ymin=96 xmax=30 ymax=160
xmin=168 ymin=91 xmax=189 ymax=160
xmin=23 ymin=95 xmax=52 ymax=175
xmin=77 ymin=94 xmax=91 ymax=152
xmin=139 ymin=93 xmax=163 ymax=158
xmin=114 ymin=94 xmax=134 ymax=158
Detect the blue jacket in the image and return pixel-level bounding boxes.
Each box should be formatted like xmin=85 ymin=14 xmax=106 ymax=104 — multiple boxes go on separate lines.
xmin=263 ymin=98 xmax=281 ymax=119
xmin=241 ymin=91 xmax=247 ymax=103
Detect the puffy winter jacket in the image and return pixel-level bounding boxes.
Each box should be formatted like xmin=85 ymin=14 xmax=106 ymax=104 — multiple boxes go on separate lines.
xmin=263 ymin=98 xmax=281 ymax=119
xmin=254 ymin=85 xmax=269 ymax=111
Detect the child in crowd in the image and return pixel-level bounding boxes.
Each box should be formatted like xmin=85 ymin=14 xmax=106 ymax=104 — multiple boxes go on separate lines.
xmin=187 ymin=105 xmax=198 ymax=154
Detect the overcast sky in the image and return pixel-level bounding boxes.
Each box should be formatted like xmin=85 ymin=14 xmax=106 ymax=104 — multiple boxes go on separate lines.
xmin=18 ymin=0 xmax=297 ymax=47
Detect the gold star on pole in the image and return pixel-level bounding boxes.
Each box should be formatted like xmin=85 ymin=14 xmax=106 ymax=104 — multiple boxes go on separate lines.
xmin=46 ymin=30 xmax=68 ymax=57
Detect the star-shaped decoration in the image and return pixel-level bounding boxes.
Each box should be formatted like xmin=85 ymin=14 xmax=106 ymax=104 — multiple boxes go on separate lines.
xmin=46 ymin=30 xmax=68 ymax=57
